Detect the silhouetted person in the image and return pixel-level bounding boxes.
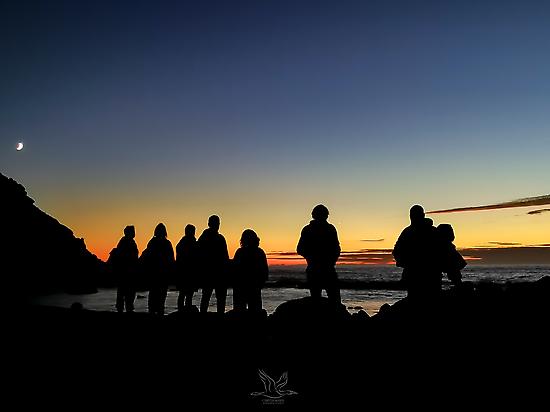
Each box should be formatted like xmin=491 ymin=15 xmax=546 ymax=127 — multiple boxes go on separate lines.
xmin=175 ymin=224 xmax=198 ymax=310
xmin=436 ymin=223 xmax=467 ymax=287
xmin=108 ymin=225 xmax=139 ymax=313
xmin=141 ymin=223 xmax=175 ymax=315
xmin=232 ymin=229 xmax=269 ymax=313
xmin=393 ymin=205 xmax=441 ymax=300
xmin=297 ymin=204 xmax=341 ymax=304
xmin=198 ymin=215 xmax=229 ymax=313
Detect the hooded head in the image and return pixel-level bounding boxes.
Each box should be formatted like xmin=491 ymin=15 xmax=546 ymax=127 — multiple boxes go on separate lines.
xmin=154 ymin=223 xmax=167 ymax=238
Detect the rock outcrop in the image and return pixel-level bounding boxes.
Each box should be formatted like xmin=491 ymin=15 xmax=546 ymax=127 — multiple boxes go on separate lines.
xmin=1 ymin=173 xmax=104 ymax=294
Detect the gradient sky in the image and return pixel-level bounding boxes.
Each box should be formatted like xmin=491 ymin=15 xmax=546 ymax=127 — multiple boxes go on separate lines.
xmin=1 ymin=0 xmax=549 ymax=262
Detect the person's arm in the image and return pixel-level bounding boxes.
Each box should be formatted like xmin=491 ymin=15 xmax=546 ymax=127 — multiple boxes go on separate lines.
xmin=232 ymin=248 xmax=242 ymax=268
xmin=297 ymin=227 xmax=308 ymax=258
xmin=222 ymin=236 xmax=230 ymax=262
xmin=332 ymin=226 xmax=341 ymax=263
xmin=455 ymin=249 xmax=467 ymax=270
xmin=260 ymin=249 xmax=269 ymax=284
xmin=132 ymin=240 xmax=139 ymax=260
xmin=392 ymin=230 xmax=407 ymax=267
xmin=170 ymin=241 xmax=175 ymax=262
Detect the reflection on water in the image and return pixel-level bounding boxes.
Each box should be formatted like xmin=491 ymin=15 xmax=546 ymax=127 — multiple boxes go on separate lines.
xmin=30 ymin=287 xmax=406 ymax=316
xmin=28 ymin=265 xmax=549 ymax=316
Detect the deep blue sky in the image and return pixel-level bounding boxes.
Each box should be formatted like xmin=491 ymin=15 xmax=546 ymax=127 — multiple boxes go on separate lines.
xmin=1 ymin=0 xmax=549 ymax=258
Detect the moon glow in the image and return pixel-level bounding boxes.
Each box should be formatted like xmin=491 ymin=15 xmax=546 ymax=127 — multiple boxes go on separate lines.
xmin=16 ymin=142 xmax=24 ymax=151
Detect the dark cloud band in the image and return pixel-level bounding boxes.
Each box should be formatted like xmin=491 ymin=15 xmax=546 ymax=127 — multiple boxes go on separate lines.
xmin=427 ymin=195 xmax=550 ymax=214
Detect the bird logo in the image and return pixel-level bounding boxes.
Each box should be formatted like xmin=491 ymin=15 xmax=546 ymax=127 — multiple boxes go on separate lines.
xmin=250 ymin=369 xmax=298 ymax=399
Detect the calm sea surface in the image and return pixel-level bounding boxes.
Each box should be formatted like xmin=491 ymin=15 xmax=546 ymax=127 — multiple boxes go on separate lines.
xmin=31 ymin=265 xmax=550 ymax=316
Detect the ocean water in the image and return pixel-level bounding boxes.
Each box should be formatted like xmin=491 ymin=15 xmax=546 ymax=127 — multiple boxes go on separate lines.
xmin=31 ymin=264 xmax=550 ymax=316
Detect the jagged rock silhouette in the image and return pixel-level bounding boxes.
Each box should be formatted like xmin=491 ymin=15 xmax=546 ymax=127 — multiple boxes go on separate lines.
xmin=1 ymin=173 xmax=104 ymax=295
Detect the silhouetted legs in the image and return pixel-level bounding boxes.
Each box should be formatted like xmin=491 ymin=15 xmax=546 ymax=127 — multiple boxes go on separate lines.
xmin=233 ymin=287 xmax=246 ymax=311
xmin=406 ymin=270 xmax=443 ymax=303
xmin=216 ymin=287 xmax=227 ymax=313
xmin=200 ymin=288 xmax=212 ymax=313
xmin=148 ymin=287 xmax=168 ymax=315
xmin=307 ymin=269 xmax=341 ymax=305
xmin=116 ymin=288 xmax=125 ymax=312
xmin=326 ymin=284 xmax=341 ymax=305
xmin=200 ymin=287 xmax=227 ymax=313
xmin=177 ymin=288 xmax=194 ymax=311
xmin=309 ymin=284 xmax=341 ymax=305
xmin=116 ymin=285 xmax=135 ymax=312
xmin=234 ymin=287 xmax=262 ymax=312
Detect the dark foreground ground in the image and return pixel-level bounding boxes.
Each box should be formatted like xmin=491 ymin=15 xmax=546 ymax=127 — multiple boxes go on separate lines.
xmin=8 ymin=278 xmax=550 ymax=409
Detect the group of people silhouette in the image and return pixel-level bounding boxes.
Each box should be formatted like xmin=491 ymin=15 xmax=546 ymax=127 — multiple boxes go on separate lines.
xmin=108 ymin=203 xmax=465 ymax=315
xmin=109 ymin=214 xmax=266 ymax=315
xmin=108 ymin=205 xmax=342 ymax=315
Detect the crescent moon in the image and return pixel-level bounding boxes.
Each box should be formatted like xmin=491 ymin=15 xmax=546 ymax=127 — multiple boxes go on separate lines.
xmin=16 ymin=142 xmax=24 ymax=151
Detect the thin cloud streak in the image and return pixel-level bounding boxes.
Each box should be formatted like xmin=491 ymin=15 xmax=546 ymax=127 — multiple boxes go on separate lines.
xmin=487 ymin=241 xmax=522 ymax=246
xmin=269 ymin=246 xmax=550 ymax=265
xmin=267 ymin=249 xmax=395 ymax=265
xmin=527 ymin=208 xmax=550 ymax=215
xmin=360 ymin=238 xmax=384 ymax=242
xmin=427 ymin=195 xmax=550 ymax=214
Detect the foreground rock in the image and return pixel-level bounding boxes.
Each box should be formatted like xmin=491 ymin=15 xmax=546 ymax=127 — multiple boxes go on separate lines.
xmin=14 ymin=278 xmax=550 ymax=406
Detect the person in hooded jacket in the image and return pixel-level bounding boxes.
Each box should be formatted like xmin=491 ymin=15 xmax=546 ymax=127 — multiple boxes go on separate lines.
xmin=175 ymin=224 xmax=199 ymax=310
xmin=232 ymin=229 xmax=268 ymax=313
xmin=141 ymin=223 xmax=175 ymax=315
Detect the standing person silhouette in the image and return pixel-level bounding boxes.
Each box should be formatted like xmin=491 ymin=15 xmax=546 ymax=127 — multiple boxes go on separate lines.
xmin=175 ymin=224 xmax=198 ymax=311
xmin=232 ymin=229 xmax=269 ymax=313
xmin=109 ymin=225 xmax=139 ymax=313
xmin=198 ymin=215 xmax=229 ymax=313
xmin=141 ymin=223 xmax=175 ymax=315
xmin=297 ymin=204 xmax=341 ymax=304
xmin=393 ymin=205 xmax=441 ymax=301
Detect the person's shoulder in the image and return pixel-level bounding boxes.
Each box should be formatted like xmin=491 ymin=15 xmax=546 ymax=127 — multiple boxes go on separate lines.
xmin=400 ymin=225 xmax=414 ymax=235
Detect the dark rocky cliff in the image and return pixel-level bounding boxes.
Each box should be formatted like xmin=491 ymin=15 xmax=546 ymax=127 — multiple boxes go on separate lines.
xmin=1 ymin=172 xmax=104 ymax=294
